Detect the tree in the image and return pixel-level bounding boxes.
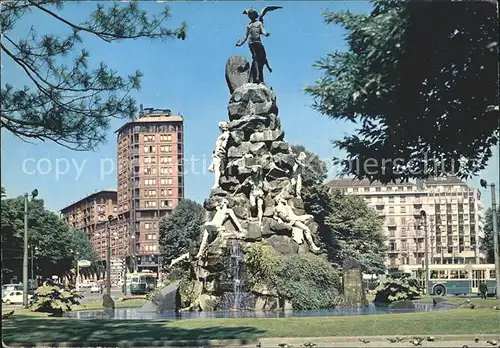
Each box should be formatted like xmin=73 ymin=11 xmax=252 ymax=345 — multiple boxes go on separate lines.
xmin=0 ymin=195 xmax=97 ymax=281
xmin=306 ymin=0 xmax=498 ymax=183
xmin=291 ymin=144 xmax=387 ymax=274
xmin=326 ymin=190 xmax=387 ymax=274
xmin=483 ymin=207 xmax=499 ymax=264
xmin=1 ymin=1 xmax=187 ymax=151
xmin=159 ymin=199 xmax=204 ymax=265
xmin=1 ymin=187 xmax=6 ymax=199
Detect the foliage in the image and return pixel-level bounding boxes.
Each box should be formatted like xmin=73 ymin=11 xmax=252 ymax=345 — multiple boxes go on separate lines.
xmin=0 ymin=195 xmax=98 ymax=281
xmin=164 ymin=262 xmax=197 ymax=308
xmin=326 ymin=190 xmax=387 ymax=274
xmin=1 ymin=1 xmax=187 ymax=151
xmin=373 ymin=273 xmax=421 ymax=304
xmin=159 ymin=199 xmax=204 ymax=266
xmin=29 ymin=283 xmax=82 ymax=316
xmin=1 ymin=187 xmax=6 ymax=199
xmin=291 ymin=144 xmax=387 ymax=274
xmin=306 ymin=0 xmax=499 ymax=183
xmin=245 ymin=243 xmax=341 ymax=310
xmin=482 ymin=207 xmax=499 ymax=264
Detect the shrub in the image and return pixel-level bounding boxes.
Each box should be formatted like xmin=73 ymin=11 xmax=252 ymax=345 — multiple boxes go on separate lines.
xmin=373 ymin=273 xmax=421 ymax=304
xmin=245 ymin=242 xmax=341 ymax=310
xmin=29 ymin=283 xmax=82 ymax=316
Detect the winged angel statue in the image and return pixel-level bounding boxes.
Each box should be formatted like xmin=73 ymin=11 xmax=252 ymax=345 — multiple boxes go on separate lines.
xmin=236 ymin=6 xmax=282 ymax=84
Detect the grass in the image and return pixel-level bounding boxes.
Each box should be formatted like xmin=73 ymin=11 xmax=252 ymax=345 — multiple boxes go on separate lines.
xmin=2 ymin=307 xmax=500 ymax=344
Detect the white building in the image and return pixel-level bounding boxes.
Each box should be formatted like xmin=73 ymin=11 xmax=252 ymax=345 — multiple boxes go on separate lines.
xmin=327 ymin=176 xmax=485 ymax=269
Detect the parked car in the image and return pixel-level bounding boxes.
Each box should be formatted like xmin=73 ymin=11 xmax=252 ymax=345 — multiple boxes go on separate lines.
xmin=2 ymin=284 xmax=23 ymax=298
xmin=2 ymin=290 xmax=33 ymax=305
xmin=90 ymin=285 xmax=100 ymax=293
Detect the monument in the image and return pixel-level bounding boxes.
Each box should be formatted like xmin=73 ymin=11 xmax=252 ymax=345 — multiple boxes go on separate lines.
xmin=173 ymin=6 xmax=323 ymax=311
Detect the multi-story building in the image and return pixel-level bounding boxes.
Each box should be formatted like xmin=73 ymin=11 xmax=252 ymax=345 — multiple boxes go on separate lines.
xmin=115 ymin=106 xmax=184 ymax=273
xmin=327 ymin=177 xmax=485 ymax=269
xmin=61 ymin=189 xmax=118 ymax=259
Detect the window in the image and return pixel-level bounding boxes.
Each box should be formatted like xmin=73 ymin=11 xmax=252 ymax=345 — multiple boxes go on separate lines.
xmin=168 ymin=188 xmax=172 ymax=196
xmin=160 ymin=178 xmax=173 ymax=185
xmin=145 ymin=223 xmax=151 ymax=229
xmin=400 ymin=196 xmax=406 ymax=203
xmin=145 ymin=201 xmax=157 ymax=208
xmin=389 ymin=207 xmax=395 ymax=214
xmin=400 ymin=206 xmax=406 ymax=214
xmin=490 ymin=270 xmax=496 ymax=279
xmin=388 ymin=196 xmax=394 ymax=203
xmin=458 ymin=270 xmax=468 ymax=279
xmin=144 ymin=135 xmax=155 ymax=142
xmin=144 ymin=179 xmax=156 ymax=186
xmin=160 ymin=145 xmax=172 ymax=152
xmin=161 ymin=200 xmax=173 ymax=208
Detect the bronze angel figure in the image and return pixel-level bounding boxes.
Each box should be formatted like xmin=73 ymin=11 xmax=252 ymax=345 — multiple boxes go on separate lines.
xmin=236 ymin=6 xmax=283 ymax=84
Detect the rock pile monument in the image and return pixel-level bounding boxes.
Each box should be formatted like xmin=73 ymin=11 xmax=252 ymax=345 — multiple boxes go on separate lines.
xmin=176 ymin=6 xmax=322 ymax=311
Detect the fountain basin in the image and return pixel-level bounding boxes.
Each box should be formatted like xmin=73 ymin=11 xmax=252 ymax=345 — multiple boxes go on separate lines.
xmin=66 ymin=302 xmax=453 ymax=320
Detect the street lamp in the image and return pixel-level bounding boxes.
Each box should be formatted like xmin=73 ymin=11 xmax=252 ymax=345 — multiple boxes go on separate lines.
xmin=31 ymin=245 xmax=39 ymax=289
xmin=480 ymin=179 xmax=500 ymax=299
xmin=104 ymin=215 xmax=115 ymax=303
xmin=23 ymin=189 xmax=38 ymax=308
xmin=420 ymin=210 xmax=429 ymax=295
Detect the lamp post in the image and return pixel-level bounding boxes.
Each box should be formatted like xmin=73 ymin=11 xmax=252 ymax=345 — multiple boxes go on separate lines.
xmin=420 ymin=210 xmax=429 ymax=295
xmin=30 ymin=246 xmax=38 ymax=289
xmin=480 ymin=179 xmax=500 ymax=299
xmin=23 ymin=189 xmax=38 ymax=308
xmin=105 ymin=215 xmax=114 ymax=301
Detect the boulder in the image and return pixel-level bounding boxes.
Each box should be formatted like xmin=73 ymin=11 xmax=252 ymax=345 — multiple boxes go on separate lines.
xmin=255 ymin=296 xmax=278 ymax=311
xmin=263 ymin=197 xmax=275 ymax=217
xmin=199 ymin=294 xmax=220 ymax=311
xmin=232 ymin=205 xmax=249 ymax=220
xmin=228 ymin=115 xmax=269 ymax=134
xmin=268 ymin=113 xmax=281 ymax=130
xmin=270 ymin=141 xmax=289 ymax=154
xmin=227 ymin=142 xmax=252 ymax=159
xmin=231 ymin=83 xmax=276 ymax=104
xmin=210 ymin=188 xmax=228 ymax=197
xmin=273 ymin=153 xmax=295 ymax=172
xmin=225 ymin=56 xmax=250 ymax=95
xmin=267 ymin=235 xmax=299 ymax=254
xmin=244 ymin=221 xmax=262 ymax=241
xmin=141 ymin=282 xmax=181 ymax=313
xmin=228 ymin=131 xmax=246 ymax=146
xmin=219 ymin=176 xmax=240 ymax=191
xmin=250 ymin=130 xmax=284 ymax=143
xmin=269 ymin=219 xmax=293 ymax=234
xmin=249 ymin=142 xmax=269 ymax=157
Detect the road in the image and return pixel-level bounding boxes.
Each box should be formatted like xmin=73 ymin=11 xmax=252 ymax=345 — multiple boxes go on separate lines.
xmin=2 ymin=288 xmax=124 ymax=309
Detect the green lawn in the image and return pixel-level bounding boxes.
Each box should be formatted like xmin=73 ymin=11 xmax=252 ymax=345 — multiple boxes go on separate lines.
xmin=2 ymin=307 xmax=499 ymax=344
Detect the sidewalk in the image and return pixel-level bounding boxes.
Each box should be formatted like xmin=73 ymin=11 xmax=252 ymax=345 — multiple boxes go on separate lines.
xmin=6 ymin=334 xmax=499 ymax=347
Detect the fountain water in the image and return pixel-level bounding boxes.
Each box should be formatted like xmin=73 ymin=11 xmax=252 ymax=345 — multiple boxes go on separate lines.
xmin=221 ymin=238 xmax=254 ymax=310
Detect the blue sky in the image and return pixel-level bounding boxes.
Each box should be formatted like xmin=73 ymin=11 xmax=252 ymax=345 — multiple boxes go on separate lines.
xmin=1 ymin=1 xmax=498 ymax=211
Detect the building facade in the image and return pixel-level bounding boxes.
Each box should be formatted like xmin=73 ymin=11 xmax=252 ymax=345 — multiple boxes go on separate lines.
xmin=327 ymin=177 xmax=485 ymax=269
xmin=115 ymin=107 xmax=184 ymax=273
xmin=61 ymin=189 xmax=118 ymax=259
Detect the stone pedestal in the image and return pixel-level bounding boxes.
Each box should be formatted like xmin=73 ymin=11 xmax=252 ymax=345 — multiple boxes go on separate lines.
xmin=342 ymin=258 xmax=368 ymax=308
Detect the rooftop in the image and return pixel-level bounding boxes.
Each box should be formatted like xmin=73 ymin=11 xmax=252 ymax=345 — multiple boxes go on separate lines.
xmin=60 ymin=189 xmax=117 ymax=213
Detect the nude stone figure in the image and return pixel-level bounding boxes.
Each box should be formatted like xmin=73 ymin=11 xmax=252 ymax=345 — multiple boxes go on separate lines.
xmin=232 ymin=165 xmax=266 ymax=224
xmin=208 ymin=122 xmax=230 ymax=189
xmin=291 ymin=151 xmax=307 ymax=198
xmin=195 ymin=199 xmax=246 ymax=259
xmin=273 ymin=196 xmax=320 ymax=252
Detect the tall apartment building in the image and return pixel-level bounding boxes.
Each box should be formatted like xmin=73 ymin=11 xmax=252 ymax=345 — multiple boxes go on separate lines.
xmin=115 ymin=107 xmax=184 ymax=273
xmin=61 ymin=189 xmax=118 ymax=259
xmin=327 ymin=177 xmax=485 ymax=269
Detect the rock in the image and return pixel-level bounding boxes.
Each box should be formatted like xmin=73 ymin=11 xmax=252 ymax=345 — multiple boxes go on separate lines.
xmin=251 ymin=284 xmax=278 ymax=297
xmin=255 ymin=296 xmax=278 ymax=311
xmin=232 ymin=205 xmax=249 ymax=220
xmin=273 ymin=153 xmax=295 ymax=172
xmin=210 ymin=188 xmax=228 ymax=197
xmin=261 ymin=218 xmax=275 ymax=237
xmin=263 ymin=197 xmax=275 ymax=217
xmin=199 ymin=294 xmax=220 ymax=311
xmin=227 ymin=142 xmax=252 ymax=159
xmin=244 ymin=222 xmax=262 ymax=241
xmin=204 ymin=196 xmax=226 ymax=211
xmin=267 ymin=235 xmax=299 ymax=254
xmin=219 ymin=176 xmax=240 ymax=191
xmin=306 ymin=220 xmax=319 ymax=235
xmin=269 ymin=219 xmax=293 ymax=234
xmin=249 ymin=142 xmax=269 ymax=157
xmin=265 ymin=165 xmax=289 ymax=180
xmin=202 ymin=254 xmax=225 ymax=273
xmin=228 ymin=115 xmax=268 ymax=134
xmin=231 ymin=83 xmax=276 ymax=104
xmin=228 ymin=131 xmax=246 ymax=146
xmin=289 ymin=197 xmax=304 ymax=210
xmin=266 ymin=178 xmax=290 ymax=195
xmin=268 ymin=113 xmax=281 ymax=130
xmin=250 ymin=130 xmax=284 ymax=143
xmin=141 ymin=282 xmax=181 ymax=313
xmin=270 ymin=141 xmax=289 ymax=154
xmin=102 ymin=294 xmax=115 ymax=309
xmin=225 ymin=56 xmax=250 ymax=95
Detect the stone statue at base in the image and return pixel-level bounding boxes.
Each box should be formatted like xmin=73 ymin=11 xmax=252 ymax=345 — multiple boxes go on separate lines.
xmin=273 ymin=197 xmax=320 ymax=252
xmin=208 ymin=122 xmax=230 ymax=189
xmin=196 ymin=199 xmax=246 ymax=259
xmin=236 ymin=6 xmax=282 ymax=84
xmin=232 ymin=165 xmax=267 ymax=224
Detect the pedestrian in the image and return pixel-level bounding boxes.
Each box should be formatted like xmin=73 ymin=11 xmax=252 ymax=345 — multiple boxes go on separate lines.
xmin=479 ymin=282 xmax=488 ymax=300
